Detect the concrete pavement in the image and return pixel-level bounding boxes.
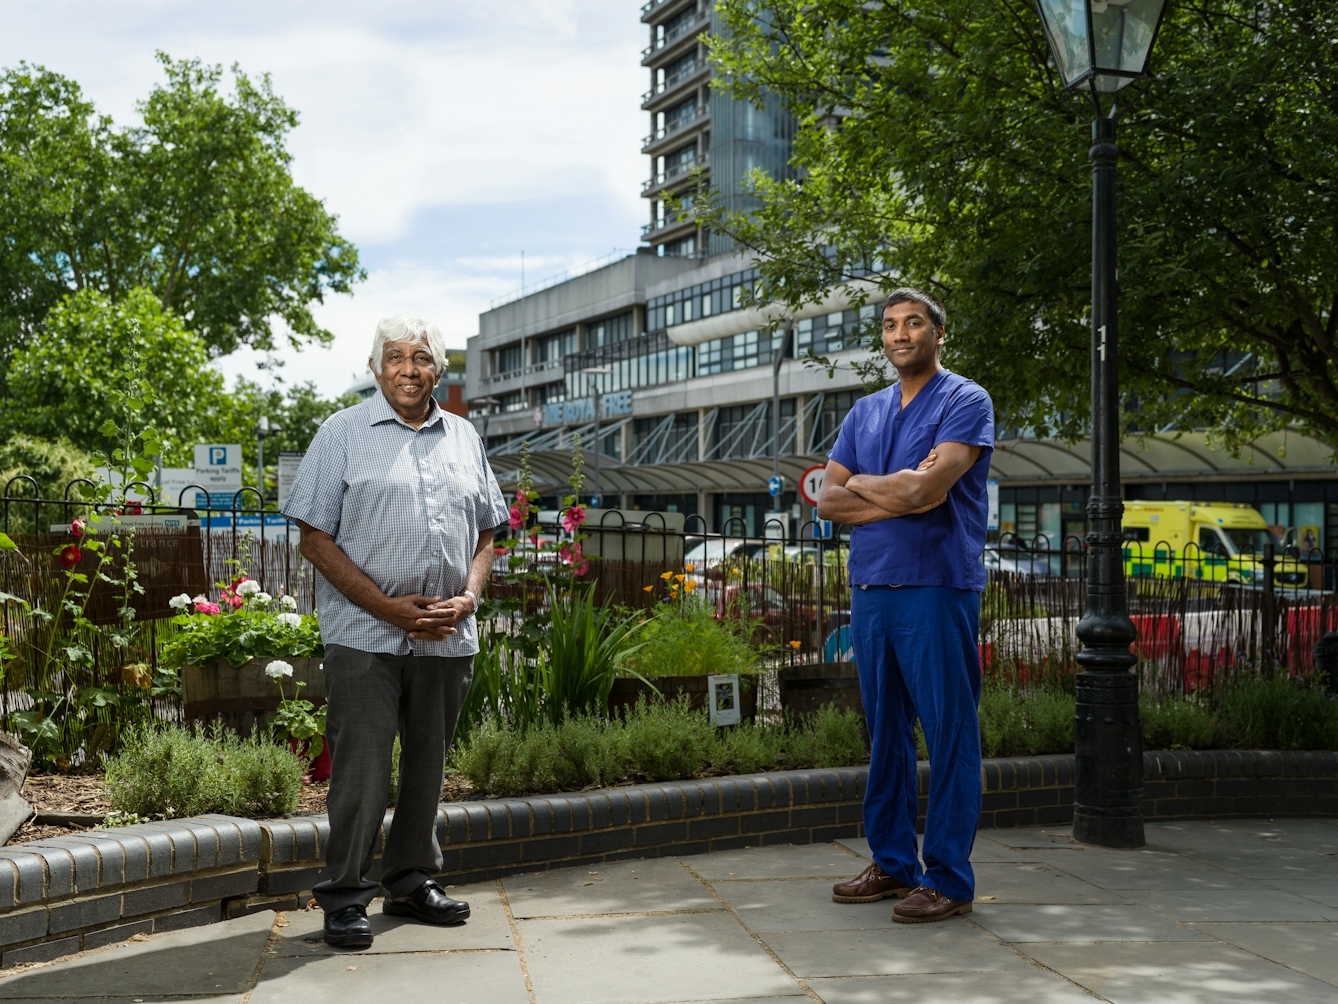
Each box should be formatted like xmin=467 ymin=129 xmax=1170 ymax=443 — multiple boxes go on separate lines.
xmin=2 ymin=819 xmax=1337 ymax=1003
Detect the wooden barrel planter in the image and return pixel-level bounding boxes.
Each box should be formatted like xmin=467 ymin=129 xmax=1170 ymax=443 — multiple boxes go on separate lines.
xmin=181 ymin=657 xmax=325 ymax=736
xmin=608 ymin=675 xmax=758 ymax=720
xmin=777 ymin=662 xmax=864 ymax=718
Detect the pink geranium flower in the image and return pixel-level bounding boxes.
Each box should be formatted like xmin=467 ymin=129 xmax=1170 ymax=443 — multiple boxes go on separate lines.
xmin=194 ymin=600 xmax=222 ymax=615
xmin=561 ymin=506 xmax=586 ymax=533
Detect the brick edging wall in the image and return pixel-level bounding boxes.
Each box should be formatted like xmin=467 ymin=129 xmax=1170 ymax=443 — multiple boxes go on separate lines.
xmin=1 ymin=749 xmax=1334 ymax=966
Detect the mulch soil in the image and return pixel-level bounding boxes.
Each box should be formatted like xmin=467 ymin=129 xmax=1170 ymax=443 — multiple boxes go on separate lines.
xmin=7 ymin=772 xmax=480 ymax=845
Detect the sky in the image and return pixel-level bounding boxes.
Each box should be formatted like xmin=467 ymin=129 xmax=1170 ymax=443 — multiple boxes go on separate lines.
xmin=0 ymin=0 xmax=648 ymax=397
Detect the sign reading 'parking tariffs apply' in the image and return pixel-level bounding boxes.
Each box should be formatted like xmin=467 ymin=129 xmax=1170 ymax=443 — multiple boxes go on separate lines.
xmin=193 ymin=444 xmax=242 ymax=508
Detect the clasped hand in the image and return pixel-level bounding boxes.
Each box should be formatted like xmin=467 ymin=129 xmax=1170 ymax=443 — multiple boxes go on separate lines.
xmin=382 ymin=593 xmax=474 ymax=639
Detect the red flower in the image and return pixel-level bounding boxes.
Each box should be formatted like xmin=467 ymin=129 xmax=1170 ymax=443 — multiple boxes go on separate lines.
xmin=70 ymin=518 xmax=86 ymax=538
xmin=58 ymin=545 xmax=81 ymax=569
xmin=562 ymin=506 xmax=586 ymax=533
xmin=508 ymin=504 xmax=524 ymax=530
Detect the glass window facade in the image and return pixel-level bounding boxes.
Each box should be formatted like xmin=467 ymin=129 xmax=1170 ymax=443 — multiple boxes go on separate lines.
xmin=796 ymin=305 xmax=877 ymax=356
xmin=699 ymin=329 xmax=786 ymax=375
xmin=587 ymin=312 xmax=634 ymax=348
xmin=496 ymin=343 xmax=523 ymax=376
xmin=536 ymin=330 xmax=576 ymax=364
xmin=646 ymin=266 xmax=758 ymax=332
xmin=564 ymin=330 xmax=695 ymax=397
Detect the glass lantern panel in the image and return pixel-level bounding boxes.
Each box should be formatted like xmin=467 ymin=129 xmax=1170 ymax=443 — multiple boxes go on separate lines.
xmin=1091 ymin=0 xmax=1165 ymax=80
xmin=1037 ymin=0 xmax=1092 ymax=87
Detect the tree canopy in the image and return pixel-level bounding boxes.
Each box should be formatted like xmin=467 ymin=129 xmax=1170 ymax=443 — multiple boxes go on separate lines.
xmin=699 ymin=1 xmax=1338 ymax=449
xmin=0 ymin=54 xmax=364 ymax=367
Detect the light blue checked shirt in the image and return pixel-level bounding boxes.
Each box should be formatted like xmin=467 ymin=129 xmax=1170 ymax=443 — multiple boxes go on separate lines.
xmin=282 ymin=389 xmax=510 ymax=657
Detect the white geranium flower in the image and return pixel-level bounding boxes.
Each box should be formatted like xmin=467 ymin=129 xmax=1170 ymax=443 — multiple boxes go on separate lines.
xmin=192 ymin=594 xmax=209 ymax=605
xmin=236 ymin=579 xmax=261 ymax=596
xmin=277 ymin=612 xmax=302 ymax=629
xmin=168 ymin=593 xmax=192 ymax=610
xmin=280 ymin=595 xmax=298 ymax=610
xmin=254 ymin=592 xmax=272 ymax=604
xmin=264 ymin=659 xmax=294 ymax=679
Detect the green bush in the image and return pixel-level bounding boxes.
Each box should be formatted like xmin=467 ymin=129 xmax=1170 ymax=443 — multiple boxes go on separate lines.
xmin=711 ymin=720 xmax=785 ymax=774
xmin=1215 ymin=676 xmax=1338 ymax=750
xmin=105 ymin=723 xmax=303 ymax=818
xmin=979 ymin=687 xmax=1075 ymax=757
xmin=1139 ymin=694 xmax=1218 ymax=751
xmin=622 ymin=600 xmax=760 ymax=678
xmin=783 ymin=704 xmax=867 ymax=769
xmin=619 ymin=696 xmax=716 ymax=781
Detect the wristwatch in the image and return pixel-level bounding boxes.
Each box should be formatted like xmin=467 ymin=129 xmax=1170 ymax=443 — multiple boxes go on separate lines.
xmin=462 ymin=589 xmax=479 ymax=614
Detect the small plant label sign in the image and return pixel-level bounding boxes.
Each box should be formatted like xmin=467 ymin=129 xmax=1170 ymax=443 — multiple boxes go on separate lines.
xmin=708 ymin=674 xmax=741 ymax=727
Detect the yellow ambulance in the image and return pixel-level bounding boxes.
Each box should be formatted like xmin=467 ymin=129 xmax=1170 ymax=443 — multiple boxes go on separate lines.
xmin=1120 ymin=501 xmax=1309 ymax=587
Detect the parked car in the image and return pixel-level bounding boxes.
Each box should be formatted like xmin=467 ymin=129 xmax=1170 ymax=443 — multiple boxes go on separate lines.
xmin=983 ymin=541 xmax=1056 ymax=576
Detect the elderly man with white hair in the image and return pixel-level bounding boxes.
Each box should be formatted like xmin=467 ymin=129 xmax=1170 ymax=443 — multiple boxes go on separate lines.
xmin=283 ymin=314 xmax=508 ymax=947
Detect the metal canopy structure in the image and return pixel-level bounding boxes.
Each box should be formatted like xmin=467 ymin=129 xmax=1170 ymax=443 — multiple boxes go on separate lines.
xmin=484 ymin=429 xmax=1336 ymax=497
xmin=992 ymin=430 xmax=1336 ymax=486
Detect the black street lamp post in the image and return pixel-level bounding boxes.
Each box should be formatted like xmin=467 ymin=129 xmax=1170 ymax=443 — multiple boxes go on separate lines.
xmin=1034 ymin=0 xmax=1169 ymax=848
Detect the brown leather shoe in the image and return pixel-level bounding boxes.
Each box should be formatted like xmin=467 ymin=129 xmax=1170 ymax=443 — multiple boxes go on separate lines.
xmin=892 ymin=886 xmax=973 ymax=923
xmin=831 ymin=863 xmax=912 ymax=903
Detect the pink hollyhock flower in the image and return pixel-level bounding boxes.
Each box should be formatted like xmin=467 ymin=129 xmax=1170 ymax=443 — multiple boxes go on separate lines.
xmin=529 ymin=533 xmax=540 ymax=547
xmin=58 ymin=545 xmax=82 ymax=569
xmin=193 ymin=600 xmax=222 ymax=615
xmin=562 ymin=506 xmax=586 ymax=533
xmin=508 ymin=504 xmax=524 ymax=530
xmin=70 ymin=518 xmax=86 ymax=538
xmin=558 ymin=542 xmax=590 ymax=575
xmin=516 ymin=490 xmax=527 ymax=501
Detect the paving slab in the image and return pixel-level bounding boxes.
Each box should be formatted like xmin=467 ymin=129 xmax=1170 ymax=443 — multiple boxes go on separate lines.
xmin=714 ymin=877 xmax=896 ymax=932
xmin=834 ymin=837 xmax=872 ymax=860
xmin=269 ymin=885 xmax=514 ymax=955
xmin=684 ymin=843 xmax=865 ymax=882
xmin=1262 ymin=879 xmax=1338 ymax=907
xmin=0 ymin=911 xmax=274 ymax=998
xmin=971 ymin=862 xmax=1123 ymax=904
xmin=1147 ymin=819 xmax=1338 ymax=855
xmin=1121 ymin=887 xmax=1338 ymax=922
xmin=516 ymin=912 xmax=797 ymax=1004
xmin=1194 ymin=922 xmax=1338 ymax=986
xmin=806 ymin=969 xmax=1099 ymax=1004
xmin=1045 ymin=847 xmax=1243 ymax=890
xmin=502 ymin=858 xmax=719 ymax=918
xmin=968 ymin=903 xmax=1212 ymax=943
xmin=250 ymin=950 xmax=529 ymax=1004
xmin=978 ymin=827 xmax=1078 ymax=849
xmin=1021 ymin=940 xmax=1338 ymax=1003
xmin=756 ymin=924 xmax=1032 ymax=979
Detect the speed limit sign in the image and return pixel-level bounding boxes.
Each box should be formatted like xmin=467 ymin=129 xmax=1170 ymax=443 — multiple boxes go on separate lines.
xmin=799 ymin=464 xmax=826 ymax=506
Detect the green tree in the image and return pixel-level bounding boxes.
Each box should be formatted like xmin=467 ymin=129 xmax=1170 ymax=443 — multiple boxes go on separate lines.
xmin=2 ymin=287 xmax=228 ymax=464
xmin=0 ymin=54 xmax=363 ymax=366
xmin=698 ymin=1 xmax=1338 ymax=448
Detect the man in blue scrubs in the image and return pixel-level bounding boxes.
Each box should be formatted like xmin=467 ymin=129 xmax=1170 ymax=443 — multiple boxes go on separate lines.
xmin=819 ymin=287 xmax=994 ymax=924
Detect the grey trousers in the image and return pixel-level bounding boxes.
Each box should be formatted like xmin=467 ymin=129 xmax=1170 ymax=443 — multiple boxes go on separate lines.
xmin=313 ymin=645 xmax=474 ymax=911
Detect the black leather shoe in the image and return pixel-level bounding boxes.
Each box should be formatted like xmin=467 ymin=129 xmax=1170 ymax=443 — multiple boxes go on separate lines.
xmin=323 ymin=904 xmax=373 ymax=947
xmin=382 ymin=880 xmax=471 ymax=925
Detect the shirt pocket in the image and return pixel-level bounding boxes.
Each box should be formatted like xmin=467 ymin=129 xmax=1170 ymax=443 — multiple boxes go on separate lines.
xmin=901 ymin=422 xmax=942 ymax=465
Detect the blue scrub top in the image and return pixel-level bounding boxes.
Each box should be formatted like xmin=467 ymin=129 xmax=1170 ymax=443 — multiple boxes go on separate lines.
xmin=828 ymin=369 xmax=995 ymax=590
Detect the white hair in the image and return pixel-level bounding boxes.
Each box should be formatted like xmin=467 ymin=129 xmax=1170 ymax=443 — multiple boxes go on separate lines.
xmin=369 ymin=314 xmax=447 ymax=377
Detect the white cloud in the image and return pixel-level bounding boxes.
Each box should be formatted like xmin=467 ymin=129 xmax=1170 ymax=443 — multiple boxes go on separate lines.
xmin=2 ymin=0 xmax=650 ymax=397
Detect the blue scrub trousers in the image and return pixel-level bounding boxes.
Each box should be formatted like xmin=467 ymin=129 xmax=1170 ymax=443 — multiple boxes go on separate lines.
xmin=851 ymin=585 xmax=982 ymax=902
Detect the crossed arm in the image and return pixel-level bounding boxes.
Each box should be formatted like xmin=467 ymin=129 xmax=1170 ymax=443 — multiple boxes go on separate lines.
xmin=298 ymin=523 xmax=496 ymax=639
xmin=816 ymin=441 xmax=985 ymax=526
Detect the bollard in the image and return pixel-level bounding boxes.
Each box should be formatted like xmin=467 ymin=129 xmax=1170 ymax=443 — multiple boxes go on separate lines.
xmin=1316 ymin=632 xmax=1338 ymax=697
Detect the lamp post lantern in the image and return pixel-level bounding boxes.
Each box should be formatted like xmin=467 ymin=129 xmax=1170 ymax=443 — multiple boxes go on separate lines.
xmin=1034 ymin=0 xmax=1168 ymax=848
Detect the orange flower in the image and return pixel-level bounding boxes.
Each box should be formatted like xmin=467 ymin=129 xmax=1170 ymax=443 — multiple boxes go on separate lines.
xmin=789 ymin=640 xmax=802 ymax=650
xmin=685 ymin=562 xmax=695 ymax=572
xmin=684 ymin=580 xmax=697 ymax=591
xmin=670 ymin=586 xmax=679 ymax=595
xmin=674 ymin=573 xmax=686 ymax=582
xmin=660 ymin=570 xmax=674 ymax=581
xmin=643 ymin=585 xmax=655 ymax=592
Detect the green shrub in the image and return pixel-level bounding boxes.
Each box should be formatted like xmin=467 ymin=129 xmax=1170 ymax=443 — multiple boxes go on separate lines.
xmin=979 ymin=687 xmax=1075 ymax=757
xmin=711 ymin=720 xmax=785 ymax=774
xmin=1139 ymin=695 xmax=1218 ymax=751
xmin=1215 ymin=676 xmax=1338 ymax=750
xmin=105 ymin=723 xmax=303 ymax=818
xmin=784 ymin=704 xmax=867 ymax=769
xmin=622 ymin=600 xmax=760 ymax=678
xmin=552 ymin=714 xmax=620 ymax=790
xmin=619 ymin=696 xmax=715 ymax=781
